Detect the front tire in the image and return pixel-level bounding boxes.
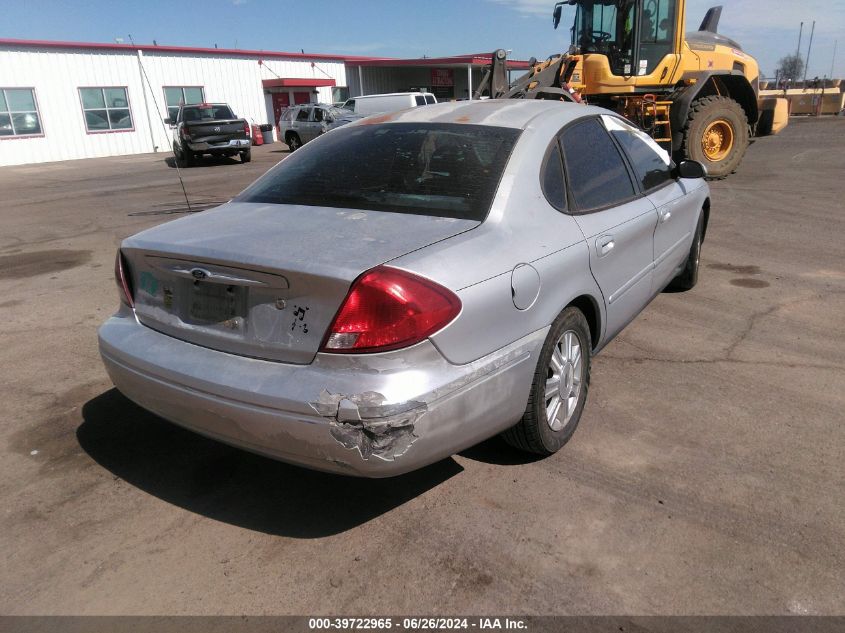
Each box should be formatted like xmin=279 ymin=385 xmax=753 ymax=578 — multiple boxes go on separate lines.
xmin=501 ymin=307 xmax=591 ymax=455
xmin=681 ymin=95 xmax=748 ymax=179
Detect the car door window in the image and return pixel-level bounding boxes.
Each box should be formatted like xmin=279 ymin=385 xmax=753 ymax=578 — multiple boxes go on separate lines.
xmin=541 ymin=142 xmax=567 ymax=211
xmin=296 ymin=108 xmax=309 ymax=122
xmin=560 ymin=117 xmax=636 ymax=211
xmin=601 ymin=115 xmax=672 ymax=192
xmin=415 ymin=95 xmax=426 ymax=106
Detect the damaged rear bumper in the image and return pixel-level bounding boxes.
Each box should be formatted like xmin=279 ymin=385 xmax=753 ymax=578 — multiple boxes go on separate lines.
xmin=98 ymin=313 xmax=545 ymax=477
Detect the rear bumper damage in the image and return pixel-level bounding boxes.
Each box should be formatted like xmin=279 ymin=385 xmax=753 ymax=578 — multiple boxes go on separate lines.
xmin=98 ymin=312 xmax=545 ymax=477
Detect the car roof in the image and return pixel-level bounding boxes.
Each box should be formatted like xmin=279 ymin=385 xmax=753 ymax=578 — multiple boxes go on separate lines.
xmin=356 ymin=92 xmax=427 ymax=99
xmin=367 ymin=99 xmax=604 ymax=130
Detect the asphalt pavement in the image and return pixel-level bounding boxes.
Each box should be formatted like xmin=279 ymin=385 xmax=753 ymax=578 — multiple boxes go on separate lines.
xmin=0 ymin=120 xmax=843 ymax=615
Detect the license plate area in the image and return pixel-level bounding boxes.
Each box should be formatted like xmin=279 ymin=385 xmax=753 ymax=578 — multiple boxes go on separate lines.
xmin=186 ymin=281 xmax=247 ymax=324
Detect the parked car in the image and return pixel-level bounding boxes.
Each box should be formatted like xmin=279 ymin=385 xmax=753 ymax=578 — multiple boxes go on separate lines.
xmin=342 ymin=92 xmax=437 ymax=116
xmin=99 ymin=100 xmax=709 ymax=477
xmin=279 ymin=104 xmax=363 ymax=151
xmin=169 ymin=102 xmax=251 ymax=167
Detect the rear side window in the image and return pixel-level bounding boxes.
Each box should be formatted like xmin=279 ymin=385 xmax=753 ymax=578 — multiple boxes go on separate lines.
xmin=296 ymin=108 xmax=309 ymax=121
xmin=425 ymin=94 xmax=436 ymax=104
xmin=541 ymin=143 xmax=566 ymax=210
xmin=415 ymin=95 xmax=426 ymax=106
xmin=602 ymin=115 xmax=672 ymax=191
xmin=560 ymin=118 xmax=635 ymax=211
xmin=238 ymin=122 xmax=521 ymax=221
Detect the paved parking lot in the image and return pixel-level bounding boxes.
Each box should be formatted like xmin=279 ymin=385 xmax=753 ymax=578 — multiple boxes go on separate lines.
xmin=1 ymin=120 xmax=843 ymax=615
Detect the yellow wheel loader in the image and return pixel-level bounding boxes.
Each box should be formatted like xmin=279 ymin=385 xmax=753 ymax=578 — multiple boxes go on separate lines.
xmin=475 ymin=2 xmax=788 ymax=178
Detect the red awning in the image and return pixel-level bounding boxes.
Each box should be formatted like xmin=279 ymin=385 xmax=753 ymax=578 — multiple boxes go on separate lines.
xmin=261 ymin=78 xmax=336 ymax=88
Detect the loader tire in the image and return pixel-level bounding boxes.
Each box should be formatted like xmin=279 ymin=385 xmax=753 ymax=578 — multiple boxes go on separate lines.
xmin=681 ymin=95 xmax=748 ymax=179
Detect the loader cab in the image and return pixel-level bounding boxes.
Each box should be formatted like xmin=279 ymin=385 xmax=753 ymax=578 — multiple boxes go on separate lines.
xmin=555 ymin=0 xmax=679 ymax=78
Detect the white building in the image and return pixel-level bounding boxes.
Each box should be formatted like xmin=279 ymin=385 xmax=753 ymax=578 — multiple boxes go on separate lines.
xmin=0 ymin=39 xmax=528 ymax=166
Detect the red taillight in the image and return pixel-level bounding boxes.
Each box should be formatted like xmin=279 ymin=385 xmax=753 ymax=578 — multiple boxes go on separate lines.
xmin=321 ymin=266 xmax=461 ymax=354
xmin=244 ymin=121 xmax=250 ymax=136
xmin=180 ymin=125 xmax=191 ymax=140
xmin=114 ymin=250 xmax=134 ymax=308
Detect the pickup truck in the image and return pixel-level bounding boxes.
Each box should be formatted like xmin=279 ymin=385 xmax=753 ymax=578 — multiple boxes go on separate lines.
xmin=170 ymin=103 xmax=251 ymax=167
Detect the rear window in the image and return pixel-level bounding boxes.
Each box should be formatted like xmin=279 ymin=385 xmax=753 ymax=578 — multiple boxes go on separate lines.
xmin=237 ymin=122 xmax=521 ymax=221
xmin=182 ymin=104 xmax=234 ymax=121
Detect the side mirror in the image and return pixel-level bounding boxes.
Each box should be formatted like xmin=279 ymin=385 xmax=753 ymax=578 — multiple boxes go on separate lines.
xmin=674 ymin=160 xmax=707 ymax=179
xmin=325 ymin=116 xmax=334 ymax=124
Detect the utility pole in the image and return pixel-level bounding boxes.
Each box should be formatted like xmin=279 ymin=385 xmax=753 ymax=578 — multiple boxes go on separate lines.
xmin=831 ymin=40 xmax=838 ymax=80
xmin=803 ymin=20 xmax=815 ymax=82
xmin=796 ymin=22 xmax=803 ymax=57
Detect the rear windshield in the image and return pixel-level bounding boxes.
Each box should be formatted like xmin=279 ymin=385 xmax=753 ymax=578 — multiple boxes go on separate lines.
xmin=237 ymin=123 xmax=521 ymax=221
xmin=182 ymin=104 xmax=235 ymax=121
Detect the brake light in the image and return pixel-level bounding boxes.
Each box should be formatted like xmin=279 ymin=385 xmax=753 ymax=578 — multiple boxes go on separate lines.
xmin=114 ymin=250 xmax=134 ymax=308
xmin=321 ymin=266 xmax=461 ymax=354
xmin=180 ymin=125 xmax=192 ymax=140
xmin=244 ymin=121 xmax=250 ymax=136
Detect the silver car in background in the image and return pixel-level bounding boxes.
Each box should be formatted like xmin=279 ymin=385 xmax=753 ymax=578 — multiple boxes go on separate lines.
xmin=278 ymin=103 xmax=364 ymax=151
xmin=99 ymin=100 xmax=709 ymax=477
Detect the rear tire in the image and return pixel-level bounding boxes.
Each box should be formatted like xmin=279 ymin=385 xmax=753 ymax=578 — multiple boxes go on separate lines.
xmin=286 ymin=133 xmax=302 ymax=151
xmin=174 ymin=143 xmax=190 ymax=168
xmin=240 ymin=149 xmax=251 ymax=163
xmin=501 ymin=307 xmax=591 ymax=455
xmin=681 ymin=95 xmax=748 ymax=179
xmin=667 ymin=210 xmax=704 ymax=291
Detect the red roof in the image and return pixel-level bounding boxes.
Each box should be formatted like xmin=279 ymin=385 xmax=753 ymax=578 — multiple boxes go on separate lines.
xmin=0 ymin=38 xmax=530 ymax=68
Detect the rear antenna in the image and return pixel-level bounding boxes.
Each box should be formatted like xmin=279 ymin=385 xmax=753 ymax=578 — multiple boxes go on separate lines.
xmin=136 ymin=54 xmax=193 ymax=213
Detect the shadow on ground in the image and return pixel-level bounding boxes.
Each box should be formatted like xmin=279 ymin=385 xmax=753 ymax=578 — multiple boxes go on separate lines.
xmin=77 ymin=389 xmax=462 ymax=537
xmin=458 ymin=435 xmax=546 ymax=466
xmin=163 ymin=155 xmax=246 ymax=169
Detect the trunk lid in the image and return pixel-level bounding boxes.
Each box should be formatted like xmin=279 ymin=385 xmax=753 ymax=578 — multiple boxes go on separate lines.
xmin=122 ymin=201 xmax=477 ymax=364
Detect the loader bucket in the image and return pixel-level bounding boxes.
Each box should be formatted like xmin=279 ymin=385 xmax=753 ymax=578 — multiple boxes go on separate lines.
xmin=756 ymin=97 xmax=788 ymax=136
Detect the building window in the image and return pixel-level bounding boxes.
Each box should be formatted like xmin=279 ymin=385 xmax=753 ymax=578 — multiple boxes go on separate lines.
xmin=79 ymin=87 xmax=133 ymax=132
xmin=331 ymin=86 xmax=349 ymax=103
xmin=0 ymin=88 xmax=43 ymax=137
xmin=164 ymin=86 xmax=204 ymax=121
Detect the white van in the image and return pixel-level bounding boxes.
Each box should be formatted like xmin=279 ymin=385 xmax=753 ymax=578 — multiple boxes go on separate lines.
xmin=342 ymin=92 xmax=437 ymax=116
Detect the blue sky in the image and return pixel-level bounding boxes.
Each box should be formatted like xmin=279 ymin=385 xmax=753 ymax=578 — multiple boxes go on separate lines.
xmin=3 ymin=0 xmax=843 ymax=79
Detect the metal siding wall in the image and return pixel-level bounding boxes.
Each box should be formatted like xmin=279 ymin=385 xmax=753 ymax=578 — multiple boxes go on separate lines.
xmin=0 ymin=48 xmax=153 ymax=165
xmin=0 ymin=46 xmax=348 ymax=166
xmin=353 ymin=67 xmax=458 ymax=98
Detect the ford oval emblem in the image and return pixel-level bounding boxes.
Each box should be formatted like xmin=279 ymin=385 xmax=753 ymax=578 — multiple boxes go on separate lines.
xmin=191 ymin=268 xmax=209 ymax=280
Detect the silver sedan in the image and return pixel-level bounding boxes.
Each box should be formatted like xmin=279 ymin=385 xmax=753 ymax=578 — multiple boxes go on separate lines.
xmin=99 ymin=100 xmax=709 ymax=477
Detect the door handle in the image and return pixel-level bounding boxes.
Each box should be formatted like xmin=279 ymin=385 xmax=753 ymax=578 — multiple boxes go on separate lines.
xmin=597 ymin=236 xmax=615 ymax=257
xmin=660 ymin=209 xmax=672 ymax=223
